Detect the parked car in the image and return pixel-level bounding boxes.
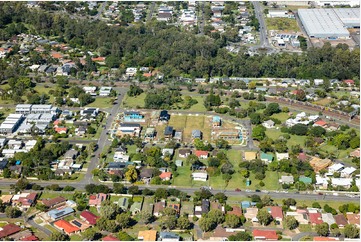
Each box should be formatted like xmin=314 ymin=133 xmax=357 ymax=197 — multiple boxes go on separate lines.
xmin=235 ymin=188 xmax=241 ymax=192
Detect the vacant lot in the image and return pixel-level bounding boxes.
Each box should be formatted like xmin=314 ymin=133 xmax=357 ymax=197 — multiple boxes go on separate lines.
xmin=121 ymin=93 xmax=146 ymax=108
xmin=266 ymin=18 xmax=300 ymax=32
xmin=86 ymin=97 xmax=113 ymax=109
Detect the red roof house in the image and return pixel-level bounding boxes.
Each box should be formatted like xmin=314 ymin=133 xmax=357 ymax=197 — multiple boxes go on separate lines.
xmin=159 ymin=172 xmax=172 ymax=181
xmin=253 ymin=230 xmax=278 ymax=240
xmin=227 ymin=205 xmax=242 ymax=216
xmin=334 ymin=214 xmax=348 ymax=228
xmin=91 ymin=57 xmax=106 ymax=62
xmin=89 ymin=193 xmax=107 ymax=207
xmin=0 ymin=224 xmax=21 ymax=239
xmin=298 ymin=153 xmax=308 ymax=162
xmin=55 ymin=127 xmax=67 ymax=134
xmin=309 ymin=213 xmax=323 ymax=225
xmin=102 ymin=235 xmax=120 ymax=241
xmin=313 ymin=237 xmax=339 ymax=241
xmin=343 ymin=79 xmax=354 ymax=86
xmin=80 ymin=210 xmax=99 ymax=225
xmin=53 ymin=119 xmax=61 ymax=126
xmin=54 ymin=220 xmax=80 ymax=235
xmin=21 ymin=235 xmax=39 ymax=241
xmin=313 ymin=120 xmax=327 ymax=127
xmin=194 ymin=150 xmax=209 ymax=159
xmin=270 ymin=206 xmax=284 ymax=221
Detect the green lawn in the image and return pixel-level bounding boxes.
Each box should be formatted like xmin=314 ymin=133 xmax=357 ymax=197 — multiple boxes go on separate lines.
xmin=89 ymin=206 xmax=100 ymax=216
xmin=86 ymin=97 xmax=113 ymax=109
xmin=39 ymin=192 xmax=74 ymax=200
xmin=0 ymin=222 xmax=8 ymax=227
xmin=44 ymin=224 xmax=59 ymax=234
xmin=298 ymin=224 xmax=313 ymax=233
xmin=265 ymin=17 xmax=300 ymax=32
xmin=70 ymin=234 xmax=82 ymax=241
xmin=265 ymin=129 xmax=306 ymax=149
xmin=270 ymin=112 xmax=290 ymax=123
xmin=126 ymin=145 xmax=137 ymax=155
xmin=0 ymin=107 xmax=15 ymax=121
xmin=34 ymin=218 xmax=43 ymax=224
xmin=122 ymin=93 xmax=146 ymax=108
xmin=173 ymin=166 xmax=193 ymax=187
xmin=33 ymin=85 xmax=56 ymax=103
xmin=184 ymin=96 xmax=207 ymax=112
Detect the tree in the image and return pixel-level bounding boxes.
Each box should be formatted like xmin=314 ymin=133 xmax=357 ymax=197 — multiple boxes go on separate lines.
xmin=284 ymin=216 xmax=299 ymax=230
xmin=128 ymin=186 xmax=139 ymax=195
xmin=63 ymin=185 xmax=75 ymax=191
xmin=344 ymin=224 xmax=360 ymax=238
xmin=214 ymin=193 xmax=227 ymax=203
xmin=154 ymin=188 xmax=168 ymax=200
xmin=225 ymin=214 xmax=241 ymax=228
xmin=264 ymin=103 xmax=280 ymax=116
xmin=295 ymin=89 xmax=306 ymax=101
xmin=125 ymin=165 xmax=138 ymax=183
xmin=257 ymin=209 xmax=273 ymax=225
xmin=5 ymin=206 xmax=21 ymax=218
xmin=139 ymin=211 xmax=153 ymax=224
xmin=127 ymin=85 xmax=144 ymax=97
xmin=315 ymin=222 xmax=329 ymax=236
xmin=15 ymin=178 xmax=29 ymax=191
xmin=228 ymin=231 xmax=252 ymax=241
xmin=283 ymin=198 xmax=297 ymax=207
xmin=117 ymin=231 xmax=134 ymax=241
xmin=162 ymin=216 xmax=177 ymax=230
xmin=82 ymin=228 xmax=98 ymax=240
xmin=199 ymin=217 xmax=216 ymax=232
xmin=50 ymin=232 xmax=70 ymax=241
xmin=252 ymin=125 xmax=266 ymax=141
xmin=177 ymin=217 xmax=191 ymax=229
xmin=99 ymin=203 xmax=119 ymax=220
xmin=215 ymin=138 xmax=229 ymax=149
xmin=309 ymin=126 xmax=326 ymax=137
xmin=330 ymin=223 xmax=340 ymax=237
xmin=312 ymin=202 xmax=321 ymax=209
xmin=116 ymin=213 xmax=131 ymax=229
xmin=290 ymin=124 xmax=308 ymax=136
xmin=113 ymin=183 xmax=126 ymax=194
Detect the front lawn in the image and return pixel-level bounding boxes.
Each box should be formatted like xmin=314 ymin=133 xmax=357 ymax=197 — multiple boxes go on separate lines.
xmin=173 ymin=166 xmax=192 ymax=187
xmin=70 ymin=234 xmax=82 ymax=241
xmin=270 ymin=112 xmax=290 ymax=123
xmin=184 ymin=96 xmax=207 ymax=112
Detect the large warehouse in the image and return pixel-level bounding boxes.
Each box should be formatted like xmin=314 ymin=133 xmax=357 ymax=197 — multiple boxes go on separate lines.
xmin=298 ymin=8 xmax=360 ymax=39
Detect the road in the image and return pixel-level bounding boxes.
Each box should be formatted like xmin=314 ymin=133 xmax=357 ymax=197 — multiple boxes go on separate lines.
xmin=253 ymin=1 xmax=269 ymax=48
xmin=198 ymin=1 xmax=205 ymax=35
xmin=147 ymin=2 xmax=156 ymax=22
xmin=93 ymin=1 xmax=107 ymax=20
xmin=292 ymin=232 xmax=318 ymax=241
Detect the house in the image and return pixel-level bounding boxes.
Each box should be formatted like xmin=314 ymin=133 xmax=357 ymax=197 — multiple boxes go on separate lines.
xmin=154 ymin=202 xmax=166 ymax=217
xmin=126 ymin=67 xmax=137 ymax=77
xmin=0 ymin=160 xmax=8 ymax=174
xmin=322 ymin=213 xmax=336 ymax=225
xmin=80 ymin=108 xmax=99 ymax=118
xmin=89 ymin=193 xmax=108 ymax=207
xmin=40 ymin=197 xmax=67 ymax=209
xmin=145 ymin=128 xmax=156 ymax=139
xmin=253 ymin=230 xmax=278 ymax=241
xmin=346 ymin=213 xmax=360 ymax=227
xmin=130 ymin=202 xmax=143 ymax=215
xmin=20 ymin=235 xmax=39 ymax=241
xmin=298 ymin=153 xmax=308 ymax=162
xmin=328 ymin=163 xmax=344 ymax=173
xmin=214 ymin=129 xmax=241 ymax=140
xmin=314 ymin=79 xmax=324 ymax=86
xmin=343 ymin=79 xmax=355 ymax=86
xmin=194 ymin=150 xmax=208 ymax=159
xmin=80 ymin=210 xmax=98 ymax=225
xmin=0 ymin=195 xmax=13 ymax=204
xmin=313 ymin=237 xmax=339 ymax=241
xmin=211 ymin=201 xmax=225 ymax=213
xmin=269 ymin=206 xmax=283 ymax=222
xmin=227 ymin=205 xmax=243 ymax=217
xmin=159 ymin=110 xmax=170 ymax=121
xmin=162 ymin=148 xmax=174 ymax=157
xmin=55 ymin=127 xmax=67 ymax=134
xmin=175 ymin=160 xmax=183 ymax=167
xmin=210 ymin=226 xmax=240 ymax=241
xmin=173 ymin=131 xmax=182 ymax=142
xmin=12 ymin=193 xmax=37 ymax=210
xmin=159 ymin=231 xmax=180 ymax=241
xmin=138 ymin=230 xmax=157 ymax=241
xmin=333 ymin=214 xmax=348 ymax=228
xmin=350 ymin=148 xmax=360 ymax=158
xmin=64 ymin=149 xmax=79 ymax=161
xmin=260 ymin=153 xmax=274 ymax=163
xmin=76 ymin=126 xmax=87 ymax=136
xmin=244 ymin=151 xmax=257 ymax=161
xmin=262 ymin=120 xmax=275 ymax=129
xmin=48 ymin=207 xmax=74 ymax=221
xmin=117 ymin=123 xmax=141 ymax=137
xmin=194 ymin=199 xmax=210 ymax=218
xmin=309 ymin=157 xmax=332 ymax=172
xmin=276 ymin=152 xmax=289 ymax=160
xmin=212 ymin=116 xmax=221 ymax=127
xmin=99 ymin=87 xmax=112 ymax=96
xmin=299 ymin=176 xmax=312 ymax=184
xmin=168 ymin=203 xmax=181 ymax=214
xmin=286 ymin=211 xmax=309 ymax=224
xmin=53 ymin=220 xmax=80 ymax=235
xmin=0 ymin=224 xmax=21 ymax=239
xmin=117 ymin=197 xmax=129 ymax=210
xmin=159 ymin=172 xmax=172 ymax=181
xmin=102 ymin=235 xmax=120 ymax=241
xmin=331 ymin=178 xmax=352 ymax=189
xmin=192 ymin=171 xmax=208 ymax=181
xmin=341 ymin=167 xmax=356 ymax=178
xmin=140 ymin=168 xmax=154 ymax=182
xmin=113 ymin=153 xmax=130 ymax=163
xmin=164 ymin=126 xmax=174 ymax=139
xmin=83 ymin=86 xmax=97 ymax=96
xmin=309 ymin=212 xmax=323 ymax=225
xmin=178 ymin=149 xmax=191 ymax=158
xmin=192 ymin=130 xmax=202 ymax=139
xmin=244 ymin=208 xmax=259 ymax=222
xmin=313 ymin=120 xmax=327 ymax=128
xmin=327 ymin=123 xmax=340 ymax=131
xmin=279 ymin=176 xmax=294 ymax=185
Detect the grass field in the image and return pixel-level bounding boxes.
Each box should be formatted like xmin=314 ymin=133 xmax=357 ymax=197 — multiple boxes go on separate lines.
xmin=70 ymin=235 xmax=83 ymax=241
xmin=173 ymin=166 xmax=193 ymax=187
xmin=44 ymin=224 xmax=59 ymax=234
xmin=265 ymin=129 xmax=306 ymax=148
xmin=314 ymin=98 xmax=332 ymax=106
xmin=86 ymin=97 xmax=113 ymax=109
xmin=265 ymin=18 xmax=300 ymax=32
xmin=270 ymin=112 xmax=290 ymax=123
xmin=185 ymin=96 xmax=207 ymax=112
xmin=39 ymin=192 xmax=74 ymax=200
xmin=122 ymin=93 xmax=146 ymax=108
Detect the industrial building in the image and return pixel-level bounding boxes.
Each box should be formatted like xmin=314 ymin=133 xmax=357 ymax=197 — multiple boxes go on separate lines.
xmin=0 ymin=114 xmax=24 ymax=134
xmin=333 ymin=8 xmax=360 ymax=28
xmin=315 ymin=0 xmax=360 ymax=7
xmin=298 ymin=8 xmax=358 ymax=39
xmin=15 ymin=104 xmax=58 ymax=115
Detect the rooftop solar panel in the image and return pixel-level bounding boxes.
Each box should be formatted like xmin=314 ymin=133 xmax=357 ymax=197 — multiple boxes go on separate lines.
xmin=72 ymin=220 xmax=82 ymax=228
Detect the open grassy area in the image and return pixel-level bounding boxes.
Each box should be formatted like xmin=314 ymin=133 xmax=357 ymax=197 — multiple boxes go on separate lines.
xmin=0 ymin=222 xmax=8 ymax=227
xmin=39 ymin=192 xmax=74 ymax=200
xmin=265 ymin=17 xmax=300 ymax=32
xmin=0 ymin=107 xmax=15 ymax=121
xmin=122 ymin=93 xmax=146 ymax=108
xmin=70 ymin=234 xmax=83 ymax=241
xmin=89 ymin=206 xmax=100 ymax=216
xmin=86 ymin=97 xmax=113 ymax=109
xmin=183 ymin=115 xmax=211 ymax=142
xmin=265 ymin=129 xmax=307 ymax=149
xmin=314 ymin=98 xmax=332 ymax=106
xmin=44 ymin=224 xmax=59 ymax=234
xmin=173 ymin=166 xmax=193 ymax=187
xmin=270 ymin=112 xmax=290 ymax=123
xmin=184 ymin=96 xmax=207 ymax=112
xmin=126 ymin=145 xmax=138 ymax=155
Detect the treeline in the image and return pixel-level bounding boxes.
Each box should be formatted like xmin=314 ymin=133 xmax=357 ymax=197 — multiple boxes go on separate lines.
xmin=0 ymin=2 xmax=359 ymax=81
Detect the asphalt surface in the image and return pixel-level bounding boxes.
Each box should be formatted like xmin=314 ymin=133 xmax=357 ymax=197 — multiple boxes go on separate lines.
xmin=253 ymin=1 xmax=269 ymax=48
xmin=292 ymin=232 xmax=318 ymax=241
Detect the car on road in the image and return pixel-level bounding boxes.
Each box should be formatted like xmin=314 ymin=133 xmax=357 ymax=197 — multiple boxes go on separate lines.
xmin=235 ymin=188 xmax=241 ymax=192
xmin=255 ymin=189 xmax=261 ymax=192
xmin=318 ymin=192 xmax=323 ymax=195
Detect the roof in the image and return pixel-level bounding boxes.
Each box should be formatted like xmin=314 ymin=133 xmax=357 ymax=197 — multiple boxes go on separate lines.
xmin=314 ymin=120 xmax=327 ymax=126
xmin=346 ymin=213 xmax=360 ymax=225
xmin=213 ymin=116 xmax=221 ymax=122
xmin=154 ymin=202 xmax=165 ymax=214
xmin=102 ymin=235 xmax=120 ymax=241
xmin=227 ymin=205 xmax=242 ymax=216
xmin=334 ymin=214 xmax=348 ymax=226
xmin=342 ymin=167 xmax=356 ymax=175
xmin=159 ymin=231 xmax=180 ymax=240
xmin=195 ymin=150 xmax=208 ymax=157
xmin=252 ymin=230 xmax=278 ymax=240
xmin=178 ymin=149 xmax=191 ymax=155
xmin=260 ymin=152 xmax=273 ymax=161
xmin=0 ymin=195 xmax=13 ymax=203
xmin=270 ymin=206 xmax=283 ymax=219
xmin=20 ymin=235 xmax=39 ymax=241
xmin=244 ymin=151 xmax=257 ymax=161
xmin=80 ymin=210 xmax=98 ymax=225
xmin=313 ymin=237 xmax=339 ymax=241
xmin=298 ymin=153 xmax=308 ymax=161
xmin=299 ymin=176 xmax=312 ymax=184
xmin=309 ymin=213 xmax=323 ymax=224
xmin=192 ymin=129 xmax=201 ymax=137
xmin=54 ymin=220 xmax=80 ymax=234
xmin=0 ymin=224 xmax=21 ymax=238
xmin=41 ymin=197 xmax=67 ymax=207
xmin=48 ymin=207 xmax=74 ymax=219
xmin=212 ymin=226 xmax=237 ymax=238
xmin=138 ymin=230 xmax=157 ymax=241
xmin=159 ymin=172 xmax=172 ymax=179
xmin=164 ymin=126 xmax=173 ymax=135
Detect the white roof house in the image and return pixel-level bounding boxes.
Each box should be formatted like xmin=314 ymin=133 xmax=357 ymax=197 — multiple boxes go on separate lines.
xmin=262 ymin=120 xmax=275 ymax=129
xmin=99 ymin=87 xmax=112 ymax=96
xmin=126 ymin=67 xmax=137 ymax=76
xmin=341 ymin=167 xmax=357 ymax=178
xmin=328 ymin=163 xmax=344 ymax=173
xmin=314 ymin=79 xmax=324 ymax=86
xmin=322 ymin=213 xmax=336 ymax=225
xmin=331 ymin=178 xmax=352 ymax=188
xmin=279 ymin=175 xmax=294 ymax=184
xmin=192 ymin=172 xmax=208 ymax=181
xmin=276 ymin=152 xmax=289 ymax=160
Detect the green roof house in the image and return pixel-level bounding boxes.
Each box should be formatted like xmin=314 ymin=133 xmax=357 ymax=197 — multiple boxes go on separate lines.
xmin=299 ymin=176 xmax=312 ymax=184
xmin=260 ymin=153 xmax=274 ymax=164
xmin=130 ymin=201 xmax=143 ymax=215
xmin=118 ymin=197 xmax=129 ymax=210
